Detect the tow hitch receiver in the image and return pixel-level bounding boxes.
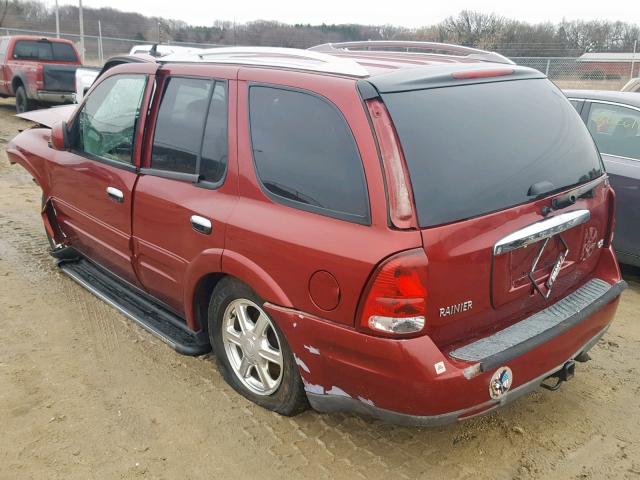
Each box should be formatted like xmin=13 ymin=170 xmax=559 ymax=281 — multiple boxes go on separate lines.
xmin=541 ymin=360 xmax=575 ymax=391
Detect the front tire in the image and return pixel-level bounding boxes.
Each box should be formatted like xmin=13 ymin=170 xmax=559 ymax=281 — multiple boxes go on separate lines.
xmin=208 ymin=278 xmax=308 ymax=416
xmin=15 ymin=85 xmax=35 ymax=114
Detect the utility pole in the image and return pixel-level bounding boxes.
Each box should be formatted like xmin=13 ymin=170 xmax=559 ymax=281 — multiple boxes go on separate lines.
xmin=98 ymin=20 xmax=103 ymax=64
xmin=78 ymin=0 xmax=85 ymax=63
xmin=157 ymin=21 xmax=161 ymax=43
xmin=55 ymin=0 xmax=60 ymax=38
xmin=631 ymin=39 xmax=638 ymax=80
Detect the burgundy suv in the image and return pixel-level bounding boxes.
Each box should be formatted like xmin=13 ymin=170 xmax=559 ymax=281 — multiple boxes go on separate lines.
xmin=7 ymin=42 xmax=626 ymax=425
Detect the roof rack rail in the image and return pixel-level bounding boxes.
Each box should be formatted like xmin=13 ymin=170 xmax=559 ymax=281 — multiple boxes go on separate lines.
xmin=310 ymin=41 xmax=514 ymax=65
xmin=160 ymin=46 xmax=370 ymax=77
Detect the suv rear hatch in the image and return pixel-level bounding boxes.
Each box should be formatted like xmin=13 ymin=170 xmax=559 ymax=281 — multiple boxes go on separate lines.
xmin=371 ymin=68 xmax=611 ymax=349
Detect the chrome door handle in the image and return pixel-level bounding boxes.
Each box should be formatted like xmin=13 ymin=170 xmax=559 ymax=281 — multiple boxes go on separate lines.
xmin=106 ymin=186 xmax=124 ymax=203
xmin=190 ymin=215 xmax=212 ymax=235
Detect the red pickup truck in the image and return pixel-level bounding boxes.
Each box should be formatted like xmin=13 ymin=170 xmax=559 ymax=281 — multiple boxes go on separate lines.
xmin=0 ymin=35 xmax=81 ymax=113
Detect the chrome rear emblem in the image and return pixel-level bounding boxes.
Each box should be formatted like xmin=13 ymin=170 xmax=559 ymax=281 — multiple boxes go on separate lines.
xmin=529 ymin=234 xmax=569 ymax=299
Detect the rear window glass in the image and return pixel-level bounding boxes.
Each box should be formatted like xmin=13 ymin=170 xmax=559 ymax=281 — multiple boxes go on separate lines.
xmin=12 ymin=40 xmax=78 ymax=61
xmin=249 ymin=86 xmax=369 ymax=223
xmin=382 ymin=79 xmax=603 ymax=227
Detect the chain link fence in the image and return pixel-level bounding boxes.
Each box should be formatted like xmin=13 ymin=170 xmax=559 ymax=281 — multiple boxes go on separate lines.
xmin=511 ymin=57 xmax=637 ymax=90
xmin=1 ymin=27 xmax=637 ymax=91
xmin=0 ymin=26 xmax=222 ymax=65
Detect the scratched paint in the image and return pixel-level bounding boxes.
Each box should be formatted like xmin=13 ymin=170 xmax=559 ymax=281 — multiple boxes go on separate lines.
xmin=304 ymin=345 xmax=320 ymax=355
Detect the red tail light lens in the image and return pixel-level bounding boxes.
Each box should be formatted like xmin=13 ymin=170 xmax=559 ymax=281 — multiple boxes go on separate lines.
xmin=365 ymin=98 xmax=417 ymax=230
xmin=36 ymin=64 xmax=44 ymax=90
xmin=358 ymin=248 xmax=428 ymax=336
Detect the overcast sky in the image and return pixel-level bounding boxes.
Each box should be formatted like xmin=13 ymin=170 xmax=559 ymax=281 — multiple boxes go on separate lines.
xmin=51 ymin=0 xmax=640 ymax=28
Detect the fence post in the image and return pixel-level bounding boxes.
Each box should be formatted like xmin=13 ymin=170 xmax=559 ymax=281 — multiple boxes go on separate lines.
xmin=98 ymin=20 xmax=103 ymax=64
xmin=545 ymin=58 xmax=551 ymax=76
xmin=631 ymin=40 xmax=638 ymax=80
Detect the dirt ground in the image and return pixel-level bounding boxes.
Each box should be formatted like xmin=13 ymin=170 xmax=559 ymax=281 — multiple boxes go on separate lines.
xmin=0 ymin=97 xmax=639 ymax=480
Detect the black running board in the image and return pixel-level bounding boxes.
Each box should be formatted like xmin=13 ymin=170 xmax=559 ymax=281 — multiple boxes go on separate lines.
xmin=59 ymin=258 xmax=211 ymax=356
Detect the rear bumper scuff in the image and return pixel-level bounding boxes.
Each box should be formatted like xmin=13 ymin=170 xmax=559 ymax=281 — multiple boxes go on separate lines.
xmin=306 ymin=324 xmax=610 ymax=427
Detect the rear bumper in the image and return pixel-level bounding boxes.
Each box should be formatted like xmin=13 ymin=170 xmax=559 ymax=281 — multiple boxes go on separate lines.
xmin=264 ymin=276 xmax=625 ymax=426
xmin=305 ymin=324 xmax=609 ymax=427
xmin=34 ymin=91 xmax=74 ymax=104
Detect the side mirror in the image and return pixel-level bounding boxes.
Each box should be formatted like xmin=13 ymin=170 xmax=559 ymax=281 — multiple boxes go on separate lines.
xmin=50 ymin=121 xmax=68 ymax=151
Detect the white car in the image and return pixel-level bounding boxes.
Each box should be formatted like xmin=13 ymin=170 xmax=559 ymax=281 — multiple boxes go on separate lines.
xmin=74 ymin=44 xmax=205 ymax=103
xmin=621 ymin=77 xmax=640 ymax=92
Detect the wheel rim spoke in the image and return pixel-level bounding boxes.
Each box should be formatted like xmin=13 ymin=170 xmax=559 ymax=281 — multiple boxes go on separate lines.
xmin=223 ymin=326 xmax=243 ymax=347
xmin=235 ymin=304 xmax=253 ymax=334
xmin=255 ymin=362 xmax=273 ymax=390
xmin=253 ymin=313 xmax=270 ymax=338
xmin=258 ymin=344 xmax=282 ymax=366
xmin=238 ymin=356 xmax=251 ymax=378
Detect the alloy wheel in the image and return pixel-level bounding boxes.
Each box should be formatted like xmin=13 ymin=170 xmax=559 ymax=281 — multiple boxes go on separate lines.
xmin=221 ymin=298 xmax=284 ymax=396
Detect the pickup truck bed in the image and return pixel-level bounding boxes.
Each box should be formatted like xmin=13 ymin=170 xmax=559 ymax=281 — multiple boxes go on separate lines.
xmin=0 ymin=35 xmax=81 ymax=112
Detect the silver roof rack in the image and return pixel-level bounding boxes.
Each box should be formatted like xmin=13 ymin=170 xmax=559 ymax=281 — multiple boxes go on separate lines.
xmin=160 ymin=46 xmax=370 ymax=77
xmin=310 ymin=41 xmax=514 ymax=65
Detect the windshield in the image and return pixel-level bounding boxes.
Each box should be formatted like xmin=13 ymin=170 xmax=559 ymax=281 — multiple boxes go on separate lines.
xmin=382 ymin=79 xmax=603 ymax=227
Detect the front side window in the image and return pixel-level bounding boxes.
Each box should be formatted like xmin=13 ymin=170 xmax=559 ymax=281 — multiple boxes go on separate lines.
xmin=74 ymin=74 xmax=147 ymax=164
xmin=587 ymin=103 xmax=640 ymax=160
xmin=248 ymin=86 xmax=369 ymax=223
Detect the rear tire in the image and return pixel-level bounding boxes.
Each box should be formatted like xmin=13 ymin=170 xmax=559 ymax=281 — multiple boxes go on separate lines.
xmin=208 ymin=278 xmax=308 ymax=416
xmin=15 ymin=85 xmax=35 ymax=113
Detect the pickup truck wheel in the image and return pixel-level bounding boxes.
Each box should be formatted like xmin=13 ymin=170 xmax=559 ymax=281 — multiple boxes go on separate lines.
xmin=15 ymin=85 xmax=35 ymax=113
xmin=208 ymin=278 xmax=308 ymax=416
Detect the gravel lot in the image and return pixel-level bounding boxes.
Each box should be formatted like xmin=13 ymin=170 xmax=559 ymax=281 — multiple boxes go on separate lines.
xmin=1 ymin=98 xmax=639 ymax=480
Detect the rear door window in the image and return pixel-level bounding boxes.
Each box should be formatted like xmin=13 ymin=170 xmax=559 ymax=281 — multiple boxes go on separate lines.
xmin=587 ymin=102 xmax=640 ymax=160
xmin=151 ymin=77 xmax=228 ymax=184
xmin=151 ymin=77 xmax=212 ymax=174
xmin=248 ymin=86 xmax=369 ymax=224
xmin=382 ymin=79 xmax=603 ymax=227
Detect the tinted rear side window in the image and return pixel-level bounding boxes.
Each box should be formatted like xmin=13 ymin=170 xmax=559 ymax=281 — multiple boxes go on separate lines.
xmin=383 ymin=79 xmax=603 ymax=227
xmin=12 ymin=40 xmax=77 ymax=61
xmin=249 ymin=86 xmax=369 ymax=223
xmin=200 ymin=81 xmax=228 ymax=184
xmin=152 ymin=77 xmax=212 ymax=174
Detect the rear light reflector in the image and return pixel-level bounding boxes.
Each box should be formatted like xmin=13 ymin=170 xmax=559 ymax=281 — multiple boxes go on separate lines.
xmin=358 ymin=248 xmax=428 ymax=336
xmin=36 ymin=64 xmax=44 ymax=90
xmin=452 ymin=68 xmax=514 ymax=80
xmin=365 ymin=98 xmax=417 ymax=229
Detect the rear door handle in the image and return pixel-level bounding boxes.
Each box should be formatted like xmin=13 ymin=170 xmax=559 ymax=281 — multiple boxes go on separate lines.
xmin=106 ymin=186 xmax=124 ymax=203
xmin=190 ymin=215 xmax=212 ymax=235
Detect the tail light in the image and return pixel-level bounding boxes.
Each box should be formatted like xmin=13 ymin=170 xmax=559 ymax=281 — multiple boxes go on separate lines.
xmin=365 ymin=98 xmax=417 ymax=229
xmin=452 ymin=68 xmax=514 ymax=79
xmin=358 ymin=248 xmax=428 ymax=337
xmin=35 ymin=64 xmax=44 ymax=90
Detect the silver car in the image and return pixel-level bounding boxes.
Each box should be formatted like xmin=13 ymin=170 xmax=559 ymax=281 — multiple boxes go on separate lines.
xmin=565 ymin=90 xmax=640 ymax=267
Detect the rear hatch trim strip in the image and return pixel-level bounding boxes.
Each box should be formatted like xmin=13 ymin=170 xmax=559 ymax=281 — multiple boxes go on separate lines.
xmin=494 ymin=209 xmax=590 ymax=256
xmin=449 ymin=278 xmax=627 ymax=371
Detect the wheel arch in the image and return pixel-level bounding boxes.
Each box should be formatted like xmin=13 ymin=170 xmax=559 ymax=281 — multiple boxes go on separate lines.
xmin=11 ymin=74 xmax=27 ymax=95
xmin=185 ymin=249 xmax=293 ymax=332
